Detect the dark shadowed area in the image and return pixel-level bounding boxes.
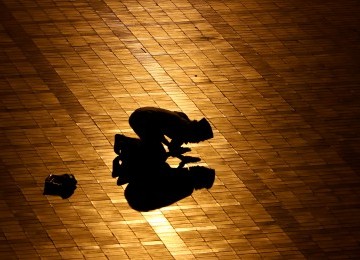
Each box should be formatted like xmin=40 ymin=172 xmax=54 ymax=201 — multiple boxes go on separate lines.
xmin=1 ymin=0 xmax=360 ymax=258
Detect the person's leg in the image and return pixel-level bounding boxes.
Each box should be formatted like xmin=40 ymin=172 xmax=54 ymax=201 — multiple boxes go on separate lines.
xmin=129 ymin=109 xmax=168 ymax=164
xmin=140 ymin=140 xmax=167 ymax=166
xmin=114 ymin=134 xmax=141 ymax=155
xmin=129 ymin=109 xmax=149 ymax=140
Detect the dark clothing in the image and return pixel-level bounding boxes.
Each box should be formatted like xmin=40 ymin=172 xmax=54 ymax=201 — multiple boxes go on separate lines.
xmin=113 ymin=107 xmax=215 ymax=193
xmin=129 ymin=107 xmax=193 ymax=147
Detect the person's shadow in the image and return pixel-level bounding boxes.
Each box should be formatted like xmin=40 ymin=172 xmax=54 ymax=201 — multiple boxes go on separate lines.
xmin=112 ymin=134 xmax=215 ymax=211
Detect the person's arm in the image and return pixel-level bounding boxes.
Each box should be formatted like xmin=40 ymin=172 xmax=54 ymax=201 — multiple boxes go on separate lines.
xmin=169 ymin=138 xmax=183 ymax=150
xmin=167 ymin=138 xmax=192 ymax=157
xmin=161 ymin=135 xmax=182 ymax=151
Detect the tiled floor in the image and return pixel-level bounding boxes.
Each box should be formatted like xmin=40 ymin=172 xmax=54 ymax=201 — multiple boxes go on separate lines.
xmin=1 ymin=0 xmax=360 ymax=258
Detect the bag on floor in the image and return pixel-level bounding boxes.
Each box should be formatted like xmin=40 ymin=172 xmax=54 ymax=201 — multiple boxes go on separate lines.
xmin=43 ymin=174 xmax=77 ymax=199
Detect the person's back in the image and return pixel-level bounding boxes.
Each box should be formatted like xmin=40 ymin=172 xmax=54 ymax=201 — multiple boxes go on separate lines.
xmin=129 ymin=107 xmax=213 ymax=150
xmin=129 ymin=107 xmax=192 ymax=144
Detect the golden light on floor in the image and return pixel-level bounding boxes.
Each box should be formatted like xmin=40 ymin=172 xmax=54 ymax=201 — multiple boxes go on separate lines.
xmin=1 ymin=0 xmax=360 ymax=258
xmin=142 ymin=211 xmax=192 ymax=256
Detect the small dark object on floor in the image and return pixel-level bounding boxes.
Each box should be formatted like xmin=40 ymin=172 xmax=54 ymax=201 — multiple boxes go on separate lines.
xmin=43 ymin=174 xmax=77 ymax=199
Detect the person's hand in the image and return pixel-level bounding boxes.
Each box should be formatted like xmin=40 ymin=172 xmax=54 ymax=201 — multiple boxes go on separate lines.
xmin=177 ymin=155 xmax=201 ymax=168
xmin=169 ymin=146 xmax=191 ymax=157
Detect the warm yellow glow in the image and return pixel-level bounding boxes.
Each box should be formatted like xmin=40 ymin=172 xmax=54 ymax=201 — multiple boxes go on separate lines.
xmin=142 ymin=211 xmax=191 ymax=255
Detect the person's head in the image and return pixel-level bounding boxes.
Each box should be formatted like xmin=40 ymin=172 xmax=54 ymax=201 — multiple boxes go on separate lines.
xmin=187 ymin=118 xmax=213 ymax=143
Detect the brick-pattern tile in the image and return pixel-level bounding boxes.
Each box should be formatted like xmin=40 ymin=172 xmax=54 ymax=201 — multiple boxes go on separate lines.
xmin=1 ymin=0 xmax=360 ymax=258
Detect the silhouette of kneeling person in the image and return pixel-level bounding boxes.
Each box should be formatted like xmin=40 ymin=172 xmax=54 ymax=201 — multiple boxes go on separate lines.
xmin=114 ymin=107 xmax=213 ymax=173
xmin=113 ymin=107 xmax=215 ymax=211
xmin=130 ymin=107 xmax=212 ymax=156
xmin=123 ymin=164 xmax=215 ymax=211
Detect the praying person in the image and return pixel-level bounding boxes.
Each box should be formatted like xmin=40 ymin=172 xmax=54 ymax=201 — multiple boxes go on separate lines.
xmin=127 ymin=107 xmax=213 ymax=157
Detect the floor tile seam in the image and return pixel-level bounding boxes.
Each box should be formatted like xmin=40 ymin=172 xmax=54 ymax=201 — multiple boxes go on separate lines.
xmin=208 ymin=3 xmax=360 ymax=155
xmin=107 ymin=14 xmax=255 ymax=139
xmin=0 ymin=1 xmax=93 ymax=126
xmin=96 ymin=0 xmax=217 ymax=116
xmin=97 ymin=3 xmax=306 ymax=250
xmin=84 ymin=0 xmax=218 ymax=253
xmin=182 ymin=3 xmax=358 ymax=175
xmin=0 ymin=0 xmax=120 ymax=229
xmin=119 ymin=3 xmax=296 ymax=129
xmin=2 ymin=0 xmax=358 ymax=256
xmin=0 ymin=2 xmax=116 ymax=179
xmin=0 ymin=165 xmax=52 ymax=254
xmin=183 ymin=1 xmax=331 ymax=256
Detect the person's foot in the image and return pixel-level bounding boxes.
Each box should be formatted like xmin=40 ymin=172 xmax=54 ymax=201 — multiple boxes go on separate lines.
xmin=112 ymin=156 xmax=122 ymax=178
xmin=113 ymin=156 xmax=131 ymax=185
xmin=114 ymin=134 xmax=127 ymax=155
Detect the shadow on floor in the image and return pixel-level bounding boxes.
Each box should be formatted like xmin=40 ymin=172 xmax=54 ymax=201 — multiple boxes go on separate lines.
xmin=123 ymin=165 xmax=215 ymax=211
xmin=112 ymin=134 xmax=215 ymax=211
